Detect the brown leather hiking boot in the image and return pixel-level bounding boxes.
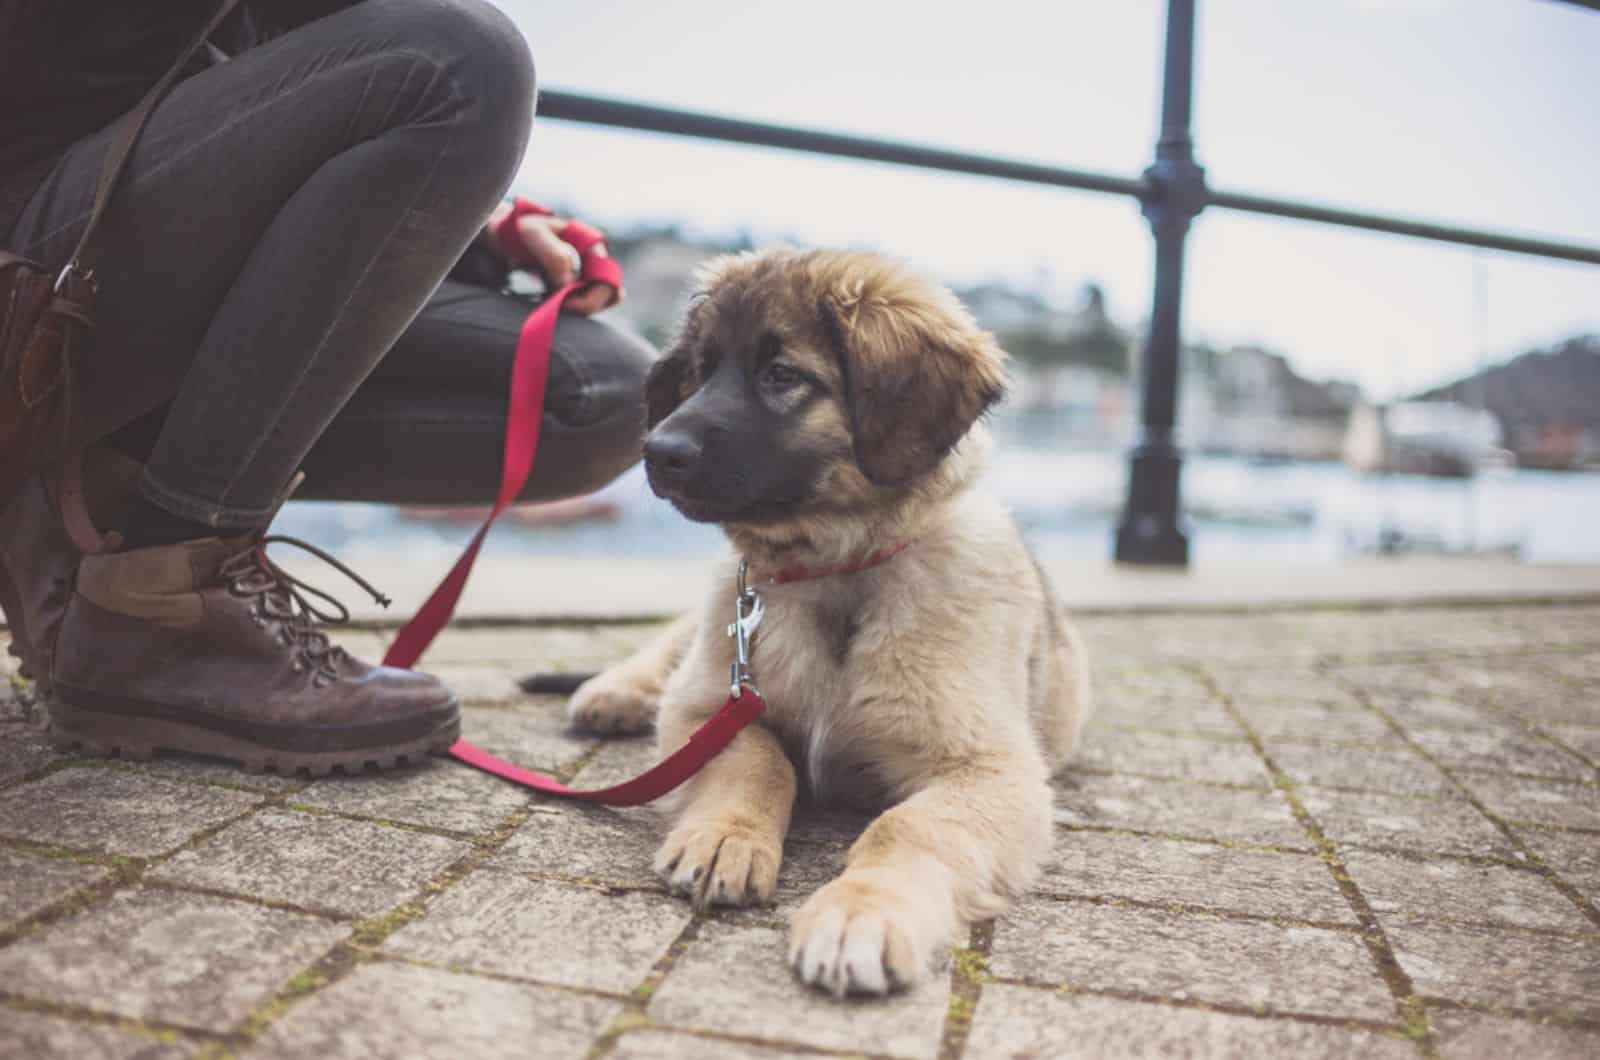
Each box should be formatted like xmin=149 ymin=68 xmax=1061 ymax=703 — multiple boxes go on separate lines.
xmin=0 ymin=451 xmax=141 ymax=699
xmin=48 ymin=535 xmax=459 ymax=775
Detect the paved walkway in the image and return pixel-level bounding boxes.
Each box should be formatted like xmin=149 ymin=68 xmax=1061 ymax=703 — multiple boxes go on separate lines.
xmin=2 ymin=604 xmax=1597 ymax=1059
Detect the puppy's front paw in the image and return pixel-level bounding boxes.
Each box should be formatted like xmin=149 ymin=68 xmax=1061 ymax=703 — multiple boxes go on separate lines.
xmin=654 ymin=818 xmax=780 ymax=909
xmin=789 ymin=876 xmax=941 ymax=997
xmin=567 ymin=671 xmax=657 ymax=736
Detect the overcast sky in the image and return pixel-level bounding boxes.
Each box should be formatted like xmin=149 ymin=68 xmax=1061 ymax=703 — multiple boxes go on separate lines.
xmin=491 ymin=0 xmax=1599 ymax=400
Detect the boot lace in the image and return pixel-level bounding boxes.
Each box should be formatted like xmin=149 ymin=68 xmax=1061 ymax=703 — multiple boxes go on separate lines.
xmin=219 ymin=535 xmax=391 ymax=687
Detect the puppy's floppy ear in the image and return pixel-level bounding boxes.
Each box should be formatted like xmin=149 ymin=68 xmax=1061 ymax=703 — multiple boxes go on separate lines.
xmin=821 ymin=267 xmax=1007 ymax=487
xmin=645 ymin=347 xmax=690 ymax=428
xmin=648 ymin=266 xmax=734 ymax=429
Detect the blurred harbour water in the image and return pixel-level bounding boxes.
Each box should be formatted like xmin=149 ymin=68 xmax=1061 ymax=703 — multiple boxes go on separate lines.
xmin=274 ymin=429 xmax=1600 ymax=569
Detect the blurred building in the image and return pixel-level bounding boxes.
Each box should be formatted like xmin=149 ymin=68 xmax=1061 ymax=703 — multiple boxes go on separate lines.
xmin=1411 ymin=334 xmax=1600 ymax=470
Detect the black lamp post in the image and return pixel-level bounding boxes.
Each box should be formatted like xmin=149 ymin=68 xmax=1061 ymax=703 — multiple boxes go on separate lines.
xmin=1114 ymin=0 xmax=1207 ymax=567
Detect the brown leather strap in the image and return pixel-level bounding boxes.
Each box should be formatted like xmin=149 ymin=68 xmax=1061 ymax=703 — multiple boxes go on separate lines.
xmin=55 ymin=449 xmax=108 ymax=554
xmin=59 ymin=0 xmax=242 ymax=276
xmin=47 ymin=1 xmax=240 ymax=554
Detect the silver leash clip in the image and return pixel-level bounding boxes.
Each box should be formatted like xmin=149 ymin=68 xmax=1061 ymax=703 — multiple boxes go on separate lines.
xmin=727 ymin=559 xmax=764 ymax=698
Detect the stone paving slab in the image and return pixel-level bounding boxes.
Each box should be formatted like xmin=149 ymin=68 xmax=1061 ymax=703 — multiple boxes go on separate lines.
xmin=1455 ymin=772 xmax=1600 ymax=830
xmin=490 ymin=801 xmax=663 ymax=888
xmin=989 ymin=897 xmax=1396 ymax=1021
xmin=1516 ymin=827 xmax=1600 ymax=908
xmin=1091 ymin=676 xmax=1239 ymax=736
xmin=294 ymin=757 xmax=530 ymax=834
xmin=149 ymin=809 xmax=470 ymax=918
xmin=566 ymin=731 xmax=661 ymax=788
xmin=249 ymin=959 xmax=621 ymax=1060
xmin=1092 ymin=660 xmax=1213 ymax=699
xmin=120 ymin=754 xmax=306 ymax=794
xmin=1296 ymin=789 xmax=1518 ymax=859
xmin=381 ymin=871 xmax=690 ymax=994
xmin=0 ymin=1009 xmax=187 ymax=1060
xmin=1268 ymin=742 xmax=1456 ymax=796
xmin=0 ymin=848 xmax=109 ymax=931
xmin=1409 ymin=726 xmax=1594 ymax=782
xmin=456 ymin=703 xmax=596 ymax=773
xmin=1071 ymin=728 xmax=1274 ymax=788
xmin=1053 ymin=773 xmax=1310 ymax=848
xmin=5 ymin=602 xmax=1600 ymax=1058
xmin=1340 ymin=848 xmax=1595 ymax=933
xmin=1429 ymin=1011 xmax=1600 ymax=1060
xmin=1043 ymin=831 xmax=1355 ymax=923
xmin=1083 ymin=614 xmax=1330 ymax=667
xmin=965 ymin=985 xmax=1417 ymax=1060
xmin=1451 ymin=663 xmax=1600 ymax=726
xmin=1230 ymin=696 xmax=1404 ymax=749
xmin=0 ymin=887 xmax=345 ymax=1031
xmin=1210 ymin=666 xmax=1369 ymax=711
xmin=0 ymin=715 xmax=60 ymax=788
xmin=607 ymin=1028 xmax=823 ymax=1059
xmin=0 ymin=767 xmax=261 ymax=857
xmin=1539 ymin=651 xmax=1600 ymax=683
xmin=649 ymin=920 xmax=951 ymax=1059
xmin=1550 ymin=724 xmax=1600 ymax=765
xmin=1387 ymin=921 xmax=1600 ymax=1016
xmin=1334 ymin=665 xmax=1504 ymax=732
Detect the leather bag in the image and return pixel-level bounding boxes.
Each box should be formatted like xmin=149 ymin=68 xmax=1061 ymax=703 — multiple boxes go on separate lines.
xmin=0 ymin=0 xmax=240 ymax=520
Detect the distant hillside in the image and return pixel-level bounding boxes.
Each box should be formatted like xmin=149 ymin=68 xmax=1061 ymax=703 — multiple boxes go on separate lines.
xmin=1412 ymin=334 xmax=1600 ymax=468
xmin=588 ymin=219 xmax=1592 ymax=466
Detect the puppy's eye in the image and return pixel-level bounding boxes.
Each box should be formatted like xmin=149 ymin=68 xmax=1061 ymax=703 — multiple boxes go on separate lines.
xmin=760 ymin=361 xmax=804 ymax=389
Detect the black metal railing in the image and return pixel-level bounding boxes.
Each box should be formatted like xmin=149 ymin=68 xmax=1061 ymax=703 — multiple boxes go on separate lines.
xmin=539 ymin=0 xmax=1600 ymax=566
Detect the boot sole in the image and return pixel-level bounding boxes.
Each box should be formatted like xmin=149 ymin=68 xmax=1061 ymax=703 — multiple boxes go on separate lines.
xmin=46 ymin=693 xmax=460 ymax=778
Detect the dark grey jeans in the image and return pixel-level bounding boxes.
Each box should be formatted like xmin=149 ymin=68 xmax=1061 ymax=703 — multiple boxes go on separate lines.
xmin=5 ymin=0 xmax=652 ymax=525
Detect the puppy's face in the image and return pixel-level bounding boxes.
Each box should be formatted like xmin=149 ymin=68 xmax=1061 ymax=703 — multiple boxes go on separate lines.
xmin=642 ymin=249 xmax=1006 ymax=526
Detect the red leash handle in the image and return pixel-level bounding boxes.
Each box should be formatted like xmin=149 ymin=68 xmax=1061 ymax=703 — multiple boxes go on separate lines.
xmin=490 ymin=198 xmax=623 ymax=297
xmin=490 ymin=196 xmax=553 ymax=263
xmin=383 ymin=200 xmax=617 ymax=670
xmin=382 ymin=201 xmax=763 ymax=804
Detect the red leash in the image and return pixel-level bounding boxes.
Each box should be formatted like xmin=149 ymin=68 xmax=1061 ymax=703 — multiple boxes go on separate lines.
xmin=382 ymin=199 xmax=765 ymax=804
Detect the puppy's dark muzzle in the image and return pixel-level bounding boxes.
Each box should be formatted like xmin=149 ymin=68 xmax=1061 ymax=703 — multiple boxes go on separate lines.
xmin=643 ymin=429 xmax=701 ymax=493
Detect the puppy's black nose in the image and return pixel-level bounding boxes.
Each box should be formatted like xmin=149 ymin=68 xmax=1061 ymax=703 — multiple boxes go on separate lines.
xmin=643 ymin=431 xmax=701 ymax=485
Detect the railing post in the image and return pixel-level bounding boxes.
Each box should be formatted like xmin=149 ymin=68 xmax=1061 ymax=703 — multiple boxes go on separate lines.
xmin=1115 ymin=0 xmax=1207 ymax=566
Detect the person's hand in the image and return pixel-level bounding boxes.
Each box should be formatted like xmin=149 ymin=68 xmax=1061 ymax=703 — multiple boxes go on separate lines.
xmin=485 ymin=203 xmax=622 ymax=316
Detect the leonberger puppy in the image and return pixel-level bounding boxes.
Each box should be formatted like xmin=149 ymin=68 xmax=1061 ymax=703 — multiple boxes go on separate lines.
xmin=566 ymin=247 xmax=1090 ymax=997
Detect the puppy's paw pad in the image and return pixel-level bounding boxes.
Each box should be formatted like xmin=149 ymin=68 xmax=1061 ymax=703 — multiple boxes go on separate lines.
xmin=789 ymin=878 xmax=932 ymax=998
xmin=566 ymin=676 xmax=657 ymax=736
xmin=654 ymin=819 xmax=780 ymax=909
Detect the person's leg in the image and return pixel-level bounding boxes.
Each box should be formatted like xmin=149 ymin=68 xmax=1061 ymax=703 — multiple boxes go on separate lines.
xmin=8 ymin=0 xmax=534 ymax=529
xmin=1 ymin=0 xmax=537 ymax=772
xmin=95 ymin=281 xmax=657 ymax=505
xmin=297 ymin=280 xmax=654 ymax=505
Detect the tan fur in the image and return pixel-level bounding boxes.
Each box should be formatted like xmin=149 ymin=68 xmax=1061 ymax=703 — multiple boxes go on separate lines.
xmin=567 ymin=249 xmax=1090 ymax=997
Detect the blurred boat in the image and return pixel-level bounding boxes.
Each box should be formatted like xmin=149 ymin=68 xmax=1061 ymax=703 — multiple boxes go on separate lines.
xmin=1344 ymin=525 xmax=1523 ymax=559
xmin=1343 ymin=401 xmax=1512 ymax=478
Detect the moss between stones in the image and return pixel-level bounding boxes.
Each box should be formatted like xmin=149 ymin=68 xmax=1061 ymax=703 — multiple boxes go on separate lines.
xmin=348 ymin=899 xmax=427 ymax=950
xmin=0 ymin=995 xmax=198 ymax=1049
xmin=0 ymin=861 xmax=140 ymax=949
xmin=279 ymin=967 xmax=331 ymax=998
xmin=950 ymin=946 xmax=990 ymax=984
